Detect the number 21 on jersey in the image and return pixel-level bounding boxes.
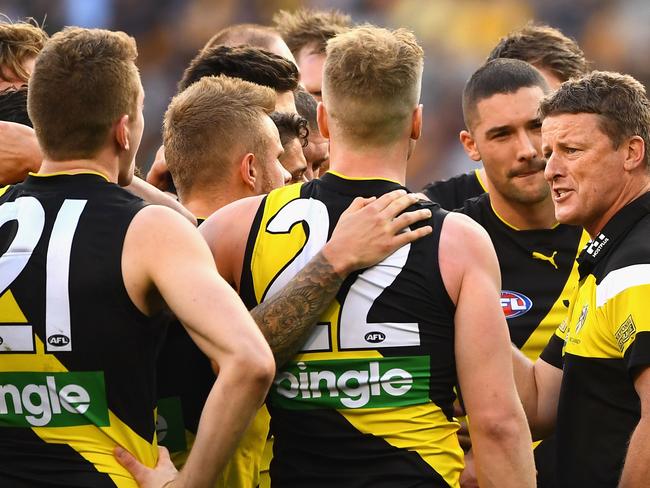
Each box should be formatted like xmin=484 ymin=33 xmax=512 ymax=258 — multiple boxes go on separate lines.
xmin=0 ymin=196 xmax=86 ymax=353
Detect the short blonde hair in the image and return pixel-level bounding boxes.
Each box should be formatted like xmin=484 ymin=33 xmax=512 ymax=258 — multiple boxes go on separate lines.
xmin=324 ymin=25 xmax=424 ymax=145
xmin=272 ymin=9 xmax=351 ymax=55
xmin=0 ymin=17 xmax=48 ymax=83
xmin=164 ymin=75 xmax=276 ymax=198
xmin=28 ymin=27 xmax=139 ymax=161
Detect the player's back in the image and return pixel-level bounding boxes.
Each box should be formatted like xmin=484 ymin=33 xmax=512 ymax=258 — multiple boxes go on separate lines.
xmin=0 ymin=173 xmax=161 ymax=487
xmin=241 ymin=171 xmax=463 ymax=488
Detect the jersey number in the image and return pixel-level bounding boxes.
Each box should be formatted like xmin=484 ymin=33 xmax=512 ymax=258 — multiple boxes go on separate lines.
xmin=0 ymin=196 xmax=87 ymax=353
xmin=262 ymin=198 xmax=420 ymax=352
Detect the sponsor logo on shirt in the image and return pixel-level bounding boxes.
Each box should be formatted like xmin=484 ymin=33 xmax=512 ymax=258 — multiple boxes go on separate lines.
xmin=500 ymin=290 xmax=533 ymax=319
xmin=615 ymin=315 xmax=636 ymax=352
xmin=270 ymin=356 xmax=430 ymax=410
xmin=0 ymin=371 xmax=108 ymax=427
xmin=585 ymin=233 xmax=609 ymax=258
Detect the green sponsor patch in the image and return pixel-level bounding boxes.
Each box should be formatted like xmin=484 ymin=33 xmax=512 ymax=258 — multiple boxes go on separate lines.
xmin=0 ymin=371 xmax=109 ymax=428
xmin=156 ymin=396 xmax=187 ymax=453
xmin=270 ymin=356 xmax=430 ymax=410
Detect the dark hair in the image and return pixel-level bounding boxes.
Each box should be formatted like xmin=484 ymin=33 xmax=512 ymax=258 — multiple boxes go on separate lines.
xmin=270 ymin=111 xmax=309 ymax=148
xmin=203 ymin=24 xmax=280 ymax=51
xmin=179 ymin=45 xmax=299 ymax=93
xmin=0 ymin=86 xmax=31 ymax=126
xmin=294 ymin=87 xmax=317 ymax=130
xmin=463 ymin=58 xmax=549 ymax=128
xmin=540 ymin=71 xmax=650 ymax=168
xmin=487 ymin=23 xmax=588 ymax=82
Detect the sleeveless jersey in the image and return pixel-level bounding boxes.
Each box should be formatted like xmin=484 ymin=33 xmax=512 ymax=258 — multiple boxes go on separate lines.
xmin=550 ymin=191 xmax=650 ymax=487
xmin=422 ymin=169 xmax=486 ymax=210
xmin=458 ymin=193 xmax=587 ymax=487
xmin=0 ymin=173 xmax=162 ymax=487
xmin=240 ymin=171 xmax=463 ymax=488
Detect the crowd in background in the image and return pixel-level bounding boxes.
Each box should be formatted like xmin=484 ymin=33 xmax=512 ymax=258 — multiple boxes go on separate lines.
xmin=2 ymin=0 xmax=648 ymax=189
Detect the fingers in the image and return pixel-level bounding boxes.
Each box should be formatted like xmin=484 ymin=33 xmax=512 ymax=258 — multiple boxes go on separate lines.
xmin=391 ymin=225 xmax=432 ymax=248
xmin=114 ymin=446 xmax=146 ymax=481
xmin=157 ymin=446 xmax=172 ymax=465
xmin=369 ymin=189 xmax=408 ymax=213
xmin=344 ymin=196 xmax=376 ymax=214
xmin=379 ymin=192 xmax=420 ymax=219
xmin=390 ymin=208 xmax=432 ymax=232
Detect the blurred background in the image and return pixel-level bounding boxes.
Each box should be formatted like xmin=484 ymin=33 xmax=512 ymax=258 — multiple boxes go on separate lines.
xmin=1 ymin=0 xmax=648 ymax=189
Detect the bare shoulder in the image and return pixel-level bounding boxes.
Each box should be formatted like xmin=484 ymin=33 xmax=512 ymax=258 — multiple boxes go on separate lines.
xmin=199 ymin=194 xmax=266 ymax=289
xmin=439 ymin=212 xmax=499 ymax=303
xmin=127 ymin=203 xmax=198 ymax=244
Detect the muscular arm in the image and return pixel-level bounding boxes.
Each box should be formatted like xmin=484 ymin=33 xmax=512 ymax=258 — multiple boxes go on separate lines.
xmin=0 ymin=122 xmax=42 ymax=184
xmin=511 ymin=346 xmax=562 ymax=440
xmin=619 ymin=366 xmax=650 ymax=487
xmin=202 ymin=189 xmax=433 ymax=367
xmin=124 ymin=175 xmax=196 ymax=225
xmin=440 ymin=213 xmax=535 ymax=488
xmin=121 ymin=206 xmax=275 ymax=488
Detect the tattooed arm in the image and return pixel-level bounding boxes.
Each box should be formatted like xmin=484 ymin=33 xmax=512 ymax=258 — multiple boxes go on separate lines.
xmin=201 ymin=189 xmax=433 ymax=367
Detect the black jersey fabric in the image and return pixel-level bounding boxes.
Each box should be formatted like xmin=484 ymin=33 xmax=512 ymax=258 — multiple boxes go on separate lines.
xmin=240 ymin=171 xmax=463 ymax=487
xmin=0 ymin=173 xmax=163 ymax=487
xmin=550 ymin=191 xmax=650 ymax=487
xmin=458 ymin=193 xmax=586 ymax=488
xmin=422 ymin=170 xmax=486 ymax=210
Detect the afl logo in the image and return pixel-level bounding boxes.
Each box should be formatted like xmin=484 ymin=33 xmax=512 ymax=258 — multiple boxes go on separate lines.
xmin=500 ymin=291 xmax=533 ymax=319
xmin=47 ymin=334 xmax=70 ymax=346
xmin=365 ymin=331 xmax=386 ymax=343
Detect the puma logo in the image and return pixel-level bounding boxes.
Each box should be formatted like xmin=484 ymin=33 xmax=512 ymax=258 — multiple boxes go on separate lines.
xmin=532 ymin=251 xmax=558 ymax=269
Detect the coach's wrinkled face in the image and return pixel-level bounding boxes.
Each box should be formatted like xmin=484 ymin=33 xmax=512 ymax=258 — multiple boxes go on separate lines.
xmin=542 ymin=112 xmax=630 ymax=236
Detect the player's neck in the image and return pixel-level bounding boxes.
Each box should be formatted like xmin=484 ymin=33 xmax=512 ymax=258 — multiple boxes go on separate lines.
xmin=327 ymin=140 xmax=408 ymax=185
xmin=181 ymin=187 xmax=243 ymax=220
xmin=490 ymin=192 xmax=558 ymax=230
xmin=38 ymin=158 xmax=116 ymax=182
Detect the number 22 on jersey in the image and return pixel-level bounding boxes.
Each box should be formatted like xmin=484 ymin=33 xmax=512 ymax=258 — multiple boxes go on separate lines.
xmin=260 ymin=198 xmax=420 ymax=353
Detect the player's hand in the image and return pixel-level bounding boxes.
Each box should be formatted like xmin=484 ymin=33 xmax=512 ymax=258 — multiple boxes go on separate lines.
xmin=322 ymin=189 xmax=433 ymax=276
xmin=459 ymin=450 xmax=479 ymax=488
xmin=115 ymin=445 xmax=178 ymax=488
xmin=146 ymin=145 xmax=171 ymax=191
xmin=0 ymin=121 xmax=42 ymax=184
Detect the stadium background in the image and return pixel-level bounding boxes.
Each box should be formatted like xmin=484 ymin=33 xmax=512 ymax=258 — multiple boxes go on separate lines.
xmin=1 ymin=0 xmax=648 ymax=189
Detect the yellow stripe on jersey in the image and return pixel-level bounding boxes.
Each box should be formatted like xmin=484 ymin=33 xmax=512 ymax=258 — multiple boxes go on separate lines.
xmin=520 ymin=230 xmax=590 ymax=361
xmin=474 ymin=169 xmax=488 ymax=192
xmin=251 ymin=183 xmax=303 ymax=304
xmin=340 ymin=403 xmax=463 ymax=487
xmin=28 ymin=170 xmax=111 ymax=182
xmin=0 ymin=185 xmax=9 ymax=198
xmin=0 ymin=289 xmax=28 ymax=323
xmin=3 ymin=335 xmax=158 ymax=487
xmin=326 ymin=170 xmax=403 ymax=185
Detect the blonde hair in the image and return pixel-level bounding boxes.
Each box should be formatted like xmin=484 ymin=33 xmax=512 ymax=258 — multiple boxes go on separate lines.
xmin=28 ymin=27 xmax=139 ymax=161
xmin=0 ymin=17 xmax=48 ymax=83
xmin=164 ymin=75 xmax=276 ymax=198
xmin=324 ymin=25 xmax=424 ymax=145
xmin=272 ymin=9 xmax=351 ymax=55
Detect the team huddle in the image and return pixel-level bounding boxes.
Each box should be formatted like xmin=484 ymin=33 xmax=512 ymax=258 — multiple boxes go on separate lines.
xmin=0 ymin=7 xmax=649 ymax=488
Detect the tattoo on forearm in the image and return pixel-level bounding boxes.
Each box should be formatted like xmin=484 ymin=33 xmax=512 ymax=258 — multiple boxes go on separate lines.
xmin=251 ymin=251 xmax=344 ymax=368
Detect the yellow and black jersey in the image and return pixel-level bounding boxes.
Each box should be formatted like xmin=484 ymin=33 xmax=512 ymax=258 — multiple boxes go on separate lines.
xmin=458 ymin=193 xmax=588 ymax=488
xmin=155 ymin=217 xmax=266 ymax=488
xmin=0 ymin=173 xmax=162 ymax=487
xmin=550 ymin=191 xmax=650 ymax=488
xmin=421 ymin=169 xmax=486 ymax=210
xmin=240 ymin=172 xmax=463 ymax=488
xmin=459 ymin=194 xmax=587 ymax=360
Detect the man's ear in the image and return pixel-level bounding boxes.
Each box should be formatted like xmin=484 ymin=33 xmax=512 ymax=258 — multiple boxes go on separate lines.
xmin=459 ymin=130 xmax=481 ymax=162
xmin=623 ymin=135 xmax=646 ymax=172
xmin=317 ymin=102 xmax=329 ymax=139
xmin=115 ymin=114 xmax=131 ymax=151
xmin=239 ymin=152 xmax=257 ymax=191
xmin=411 ymin=104 xmax=423 ymax=140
